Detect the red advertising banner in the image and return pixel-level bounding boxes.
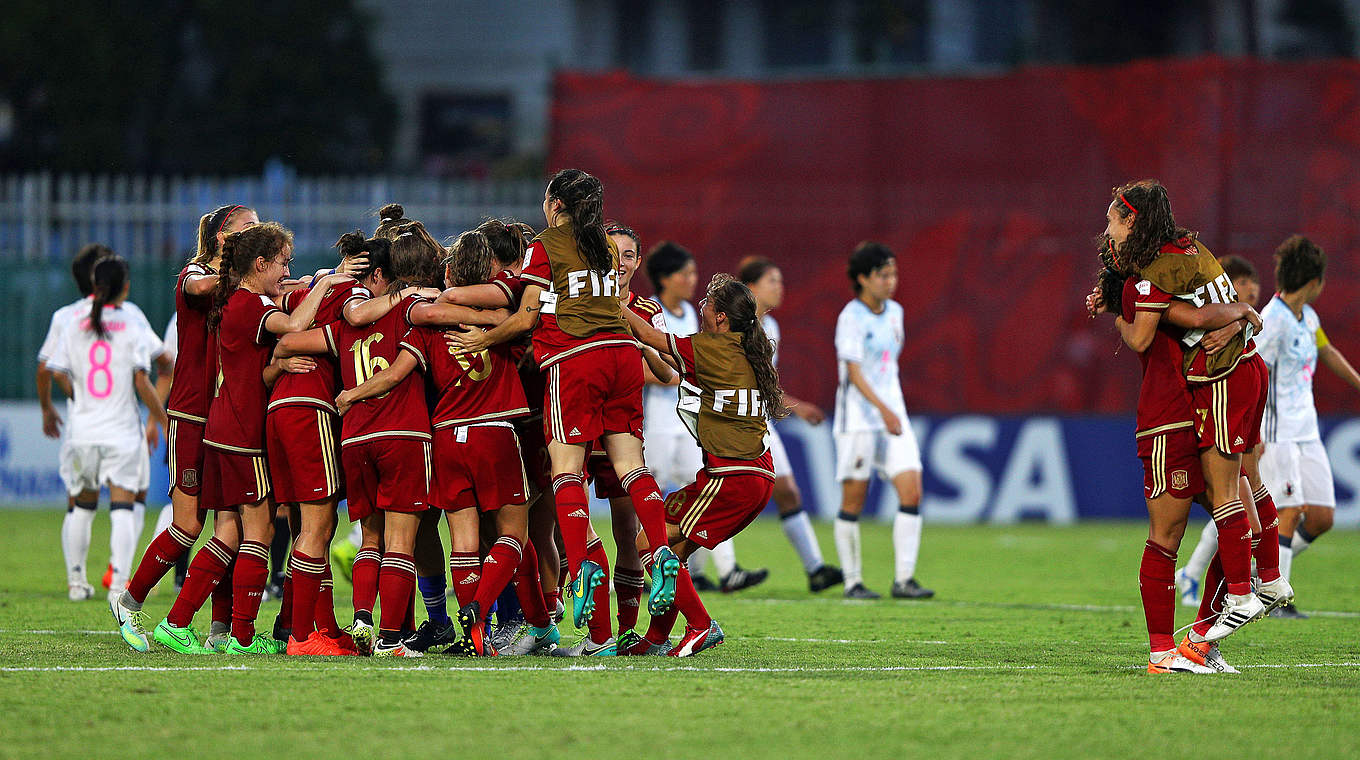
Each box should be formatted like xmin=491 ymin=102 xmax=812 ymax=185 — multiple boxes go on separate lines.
xmin=549 ymin=58 xmax=1360 ymax=414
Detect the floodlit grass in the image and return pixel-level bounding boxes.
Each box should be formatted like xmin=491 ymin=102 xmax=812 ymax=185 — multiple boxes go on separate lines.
xmin=2 ymin=510 xmax=1357 ymax=759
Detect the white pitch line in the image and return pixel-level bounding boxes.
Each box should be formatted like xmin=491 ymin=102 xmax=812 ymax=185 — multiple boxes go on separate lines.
xmin=735 ymin=636 xmax=950 ymax=645
xmin=0 ymin=663 xmax=1036 ymax=674
xmin=729 ymin=598 xmax=1360 ymax=618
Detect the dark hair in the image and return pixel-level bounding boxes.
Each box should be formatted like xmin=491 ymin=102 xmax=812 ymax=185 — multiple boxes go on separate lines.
xmin=335 ymin=231 xmax=393 ymax=286
xmin=193 ymin=204 xmax=254 ymax=266
xmin=1094 ymin=236 xmax=1125 ymax=316
xmin=1274 ymin=235 xmax=1327 ymax=293
xmin=208 ymin=222 xmax=294 ymax=332
xmin=88 ymin=255 xmax=129 ymax=340
xmin=605 ymin=220 xmax=640 ymax=251
xmin=1108 ymin=180 xmax=1197 ymax=273
xmin=387 ymin=222 xmax=443 ymax=291
xmin=1218 ymin=255 xmax=1258 ymax=284
xmin=738 ymin=256 xmax=777 ymax=285
xmin=706 ymin=274 xmax=788 ymax=420
xmin=847 ymin=242 xmax=895 ymax=294
xmin=546 ymin=169 xmax=611 ymax=273
xmin=475 ymin=218 xmax=528 ymax=267
xmin=374 ymin=203 xmax=408 ymax=239
xmin=72 ymin=244 xmax=113 ymax=296
xmin=445 ymin=231 xmax=495 ymax=287
xmin=509 ymin=221 xmax=536 ymax=241
xmin=645 ymin=241 xmax=694 ymax=293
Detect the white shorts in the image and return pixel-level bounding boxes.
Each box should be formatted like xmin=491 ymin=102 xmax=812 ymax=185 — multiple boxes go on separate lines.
xmin=835 ymin=428 xmax=922 ymax=482
xmin=645 ymin=429 xmax=704 ymax=492
xmin=59 ymin=441 xmax=146 ymax=497
xmin=1259 ymin=439 xmax=1335 ymax=509
xmin=768 ymin=425 xmax=793 ymax=478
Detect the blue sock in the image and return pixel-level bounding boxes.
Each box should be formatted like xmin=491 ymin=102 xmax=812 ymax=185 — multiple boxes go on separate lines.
xmin=417 ymin=575 xmax=451 ymax=626
xmin=496 ymin=584 xmax=521 ymax=624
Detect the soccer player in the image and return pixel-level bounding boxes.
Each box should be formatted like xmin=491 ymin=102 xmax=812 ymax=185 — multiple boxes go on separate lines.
xmin=1176 ymin=255 xmax=1260 ymax=607
xmin=1102 ymin=180 xmax=1289 ymax=642
xmin=739 ymin=256 xmax=843 ymax=592
xmin=1255 ymin=237 xmax=1357 ymax=616
xmin=276 ymin=223 xmax=443 ymax=657
xmin=112 ymin=204 xmax=259 ymax=652
xmin=832 ymin=243 xmax=932 ymax=600
xmin=449 ymin=169 xmax=681 ymax=633
xmin=619 ymin=273 xmax=787 ymax=656
xmin=1088 ymin=253 xmax=1259 ymax=673
xmin=46 ymin=256 xmax=169 ymax=608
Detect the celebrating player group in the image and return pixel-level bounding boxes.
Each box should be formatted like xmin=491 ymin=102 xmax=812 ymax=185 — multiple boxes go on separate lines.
xmin=45 ymin=167 xmax=929 ymax=660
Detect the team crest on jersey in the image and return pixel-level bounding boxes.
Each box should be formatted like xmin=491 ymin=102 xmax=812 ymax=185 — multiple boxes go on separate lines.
xmin=1136 ymin=280 xmax=1152 ymax=296
xmin=182 ymin=469 xmax=199 ymax=489
xmin=1171 ymin=470 xmax=1189 ymax=491
xmin=1285 ymin=482 xmax=1295 ymax=497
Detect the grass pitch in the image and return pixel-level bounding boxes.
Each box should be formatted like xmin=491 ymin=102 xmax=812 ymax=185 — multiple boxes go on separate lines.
xmin=2 ymin=510 xmax=1357 ymax=760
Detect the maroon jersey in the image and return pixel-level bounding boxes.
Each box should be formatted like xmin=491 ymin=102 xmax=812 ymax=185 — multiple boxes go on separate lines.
xmin=166 ymin=263 xmax=219 ymax=424
xmin=324 ymin=294 xmax=431 ymax=447
xmin=624 ymin=291 xmax=662 ymax=322
xmin=1121 ymin=278 xmax=1196 ymax=439
xmin=520 ymin=236 xmax=634 ymax=369
xmin=492 ymin=269 xmax=545 ymax=415
xmin=400 ymin=327 xmax=529 ymax=428
xmin=203 ymin=289 xmax=281 ymax=454
xmin=268 ymin=280 xmax=369 ymax=414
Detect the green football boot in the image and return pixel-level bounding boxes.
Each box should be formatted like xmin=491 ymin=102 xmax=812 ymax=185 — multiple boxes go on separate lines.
xmin=152 ymin=619 xmax=212 ymax=654
xmin=648 ymin=546 xmax=681 ymax=615
xmin=569 ymin=560 xmax=605 ymax=629
xmin=223 ymin=633 xmax=282 ymax=655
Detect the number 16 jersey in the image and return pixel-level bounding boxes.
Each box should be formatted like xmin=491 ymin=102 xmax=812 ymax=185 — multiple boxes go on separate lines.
xmin=323 ymin=294 xmax=431 ymax=447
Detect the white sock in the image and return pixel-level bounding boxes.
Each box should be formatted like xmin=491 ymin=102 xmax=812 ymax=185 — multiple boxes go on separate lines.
xmin=1278 ymin=538 xmax=1294 ymax=583
xmin=834 ymin=515 xmax=862 ymax=587
xmin=711 ymin=540 xmax=737 ymax=579
xmin=892 ymin=506 xmax=922 ymax=583
xmin=132 ymin=501 xmax=146 ymax=547
xmin=109 ymin=505 xmax=136 ymax=590
xmin=347 ymin=521 xmax=362 ymax=549
xmin=62 ymin=504 xmax=97 ymax=584
xmin=780 ymin=511 xmax=823 ymax=574
xmin=153 ymin=504 xmax=174 ymax=538
xmin=1183 ymin=520 xmax=1218 ymax=580
xmin=1291 ymin=530 xmax=1313 ymax=557
xmin=688 ymin=548 xmax=711 ymax=577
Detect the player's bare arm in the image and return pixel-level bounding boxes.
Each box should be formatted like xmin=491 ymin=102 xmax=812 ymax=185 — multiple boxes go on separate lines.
xmin=35 ymin=361 xmax=61 ymax=438
xmin=437 ymin=283 xmax=511 ymax=309
xmin=341 ymin=285 xmax=436 ymax=327
xmin=784 ymin=393 xmax=826 ymax=424
xmin=620 ymin=305 xmax=672 ymax=355
xmin=335 ymin=350 xmax=418 ymax=416
xmin=642 ymin=345 xmax=676 ymax=383
xmin=262 ymin=355 xmax=316 ymax=389
xmin=1320 ymin=342 xmax=1360 ymax=393
xmin=181 ymin=271 xmax=219 ymax=298
xmin=449 ymin=283 xmax=542 ymax=353
xmin=1163 ymin=300 xmax=1261 ymax=332
xmin=273 ymin=328 xmax=330 ymax=358
xmin=407 ymin=301 xmax=509 ymax=328
xmin=845 ymin=361 xmax=902 ymax=435
xmin=133 ymin=368 xmax=169 ymax=450
xmin=265 ymin=273 xmax=353 ymax=334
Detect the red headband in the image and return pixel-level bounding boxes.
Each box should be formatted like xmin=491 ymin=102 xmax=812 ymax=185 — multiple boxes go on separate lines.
xmin=216 ymin=204 xmax=245 ymax=235
xmin=1118 ymin=193 xmax=1137 ymax=214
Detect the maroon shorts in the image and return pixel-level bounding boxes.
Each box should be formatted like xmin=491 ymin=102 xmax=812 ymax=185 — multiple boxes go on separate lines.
xmin=586 ymin=441 xmax=626 ymax=499
xmin=266 ymin=406 xmax=342 ymax=504
xmin=341 ymin=436 xmax=431 ymax=522
xmin=544 ymin=345 xmax=644 ymax=445
xmin=1137 ymin=427 xmax=1205 ymax=500
xmin=516 ymin=416 xmax=551 ymax=493
xmin=664 ymin=468 xmax=774 ymax=550
xmin=167 ymin=417 xmax=205 ymax=497
xmin=199 ymin=446 xmax=271 ymax=511
xmin=432 ymin=424 xmax=530 ymax=512
xmin=1192 ymin=353 xmax=1267 ymax=455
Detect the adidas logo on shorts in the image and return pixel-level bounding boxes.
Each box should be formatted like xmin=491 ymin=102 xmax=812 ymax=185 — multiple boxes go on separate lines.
xmin=461 ymin=573 xmax=479 ymax=584
xmin=567 ymin=508 xmax=588 ymax=519
xmin=645 ymin=493 xmax=663 ymax=502
xmin=569 ymin=427 xmax=582 ymax=437
xmin=486 ymin=556 xmax=497 ymax=565
xmin=1234 ymin=436 xmax=1244 ymax=446
xmin=696 ymin=530 xmax=708 ymax=539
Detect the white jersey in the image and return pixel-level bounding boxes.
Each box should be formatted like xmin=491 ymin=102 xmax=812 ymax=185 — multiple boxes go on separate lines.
xmin=644 ymin=298 xmax=699 ymax=432
xmin=762 ymin=313 xmax=781 ymax=368
xmin=834 ymin=298 xmax=908 ymax=434
xmin=161 ymin=313 xmax=179 ymax=364
xmin=45 ymin=303 xmax=161 ymax=448
xmin=1258 ymin=295 xmax=1323 ymax=443
xmin=38 ymin=297 xmax=156 ymax=364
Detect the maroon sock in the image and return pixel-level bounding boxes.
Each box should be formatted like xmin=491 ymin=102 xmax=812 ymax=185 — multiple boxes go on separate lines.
xmin=377 ymin=553 xmax=416 ymax=636
xmin=672 ymin=565 xmax=712 ymax=630
xmin=621 ymin=467 xmax=668 ymax=554
xmin=474 ymin=537 xmax=524 ymax=613
xmin=1212 ymin=504 xmax=1253 ymax=595
xmin=513 ymin=539 xmax=551 ymax=628
xmin=403 ymin=589 xmax=415 ymax=633
xmin=1139 ymin=540 xmax=1177 ymax=653
xmin=448 ymin=551 xmax=481 ymax=609
xmin=553 ymin=474 xmax=589 ymax=581
xmin=166 ymin=538 xmax=234 ymax=628
xmin=1253 ymin=485 xmax=1281 ymax=582
xmin=544 ymin=587 xmax=562 ymax=616
xmin=210 ymin=557 xmax=235 ymax=627
xmin=316 ymin=564 xmax=341 ymax=635
xmin=128 ymin=524 xmax=196 ymax=603
xmin=230 ymin=541 xmax=270 ymax=646
xmin=1193 ymin=553 xmax=1226 ymax=637
xmin=276 ymin=569 xmax=294 ymax=633
xmin=351 ymin=548 xmax=380 ymax=616
xmin=289 ymin=552 xmax=325 ymax=637
xmin=614 ymin=567 xmax=645 ymax=633
xmin=585 ymin=538 xmax=613 ymax=642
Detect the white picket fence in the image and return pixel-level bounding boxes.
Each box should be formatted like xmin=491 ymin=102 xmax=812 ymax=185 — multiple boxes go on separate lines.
xmin=0 ymin=173 xmax=545 ymax=263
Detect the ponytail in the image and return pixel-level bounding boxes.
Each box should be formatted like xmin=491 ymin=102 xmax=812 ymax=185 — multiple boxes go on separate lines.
xmin=546 ymin=169 xmax=611 ymax=274
xmin=192 ymin=204 xmax=253 ymax=267
xmin=88 ymin=255 xmax=129 ymax=340
xmin=707 ymin=273 xmax=789 ymax=420
xmin=335 ymin=230 xmax=392 ymax=284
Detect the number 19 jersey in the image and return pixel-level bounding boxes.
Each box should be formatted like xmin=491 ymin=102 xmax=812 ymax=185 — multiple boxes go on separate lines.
xmin=323 ymin=294 xmax=431 ymax=447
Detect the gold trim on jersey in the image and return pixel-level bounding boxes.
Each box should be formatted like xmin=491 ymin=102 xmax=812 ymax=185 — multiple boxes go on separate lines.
xmin=167 ymin=409 xmax=208 ymax=424
xmin=705 ymin=464 xmax=777 ymax=480
xmin=319 ymin=410 xmax=339 ymax=497
xmin=537 ymin=338 xmax=638 ymax=369
xmin=1134 ymin=420 xmax=1194 ymax=439
xmin=1148 ymin=434 xmax=1167 ymax=498
xmin=1133 ymin=301 xmax=1170 ymax=310
xmin=339 ymin=429 xmax=433 ymax=447
xmin=1212 ymin=377 xmax=1231 ymax=452
xmin=267 ymin=396 xmax=339 ymax=414
xmin=202 ymin=439 xmax=265 ymax=455
xmin=680 ymin=476 xmax=724 ymax=536
xmin=1186 ymin=344 xmax=1257 ymax=384
xmin=432 ymin=408 xmax=531 ymax=429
